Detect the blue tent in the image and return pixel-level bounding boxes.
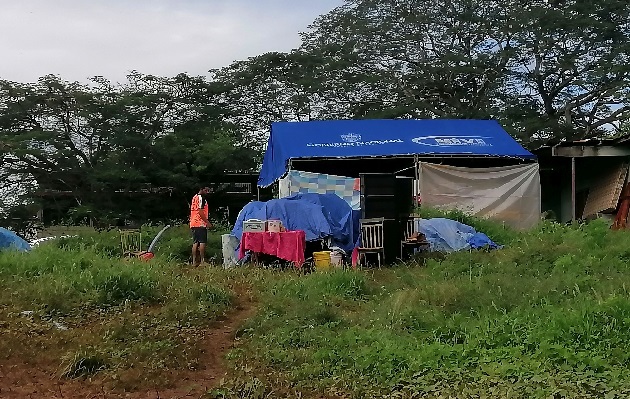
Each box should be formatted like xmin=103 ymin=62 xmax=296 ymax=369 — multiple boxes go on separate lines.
xmin=0 ymin=227 xmax=31 ymax=252
xmin=232 ymin=193 xmax=360 ymax=253
xmin=258 ymin=119 xmax=535 ymax=187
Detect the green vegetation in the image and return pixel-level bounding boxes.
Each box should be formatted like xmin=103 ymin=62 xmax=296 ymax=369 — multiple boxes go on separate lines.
xmin=0 ymin=225 xmax=238 ymax=389
xmin=2 ymin=0 xmax=629 ymax=396
xmin=3 ymin=0 xmax=629 ymax=229
xmin=3 ymin=217 xmax=630 ymax=397
xmin=224 ymin=218 xmax=630 ymax=398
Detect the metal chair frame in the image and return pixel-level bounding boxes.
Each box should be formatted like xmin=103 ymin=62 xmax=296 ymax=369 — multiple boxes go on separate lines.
xmin=400 ymin=216 xmax=430 ymax=260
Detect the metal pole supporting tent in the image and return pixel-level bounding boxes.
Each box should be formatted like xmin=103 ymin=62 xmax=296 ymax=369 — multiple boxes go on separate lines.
xmin=571 ymin=157 xmax=576 ymax=221
xmin=287 ymin=154 xmax=532 ymax=161
xmin=286 ymin=155 xmax=418 ymax=177
xmin=288 ymin=155 xmax=416 ymax=162
xmin=414 ymin=154 xmax=419 ymax=205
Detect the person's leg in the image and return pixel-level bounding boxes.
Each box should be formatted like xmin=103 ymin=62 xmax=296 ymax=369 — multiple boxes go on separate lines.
xmin=191 ymin=228 xmax=202 ymax=266
xmin=191 ymin=242 xmax=199 ymax=266
xmin=198 ymin=243 xmax=206 ymax=264
xmin=198 ymin=228 xmax=208 ymax=265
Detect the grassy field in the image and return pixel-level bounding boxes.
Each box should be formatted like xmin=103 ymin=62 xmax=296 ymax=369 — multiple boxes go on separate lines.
xmin=2 ymin=218 xmax=630 ymax=398
xmin=0 ymin=225 xmax=240 ymax=392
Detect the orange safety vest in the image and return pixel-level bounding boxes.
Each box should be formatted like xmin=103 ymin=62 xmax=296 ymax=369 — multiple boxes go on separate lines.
xmin=189 ymin=194 xmax=209 ymax=228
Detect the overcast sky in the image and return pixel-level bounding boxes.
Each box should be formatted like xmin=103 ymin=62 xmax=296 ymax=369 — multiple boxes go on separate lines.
xmin=0 ymin=0 xmax=343 ymax=84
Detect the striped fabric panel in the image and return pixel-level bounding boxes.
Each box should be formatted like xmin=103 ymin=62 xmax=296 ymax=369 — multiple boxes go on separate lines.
xmin=287 ymin=170 xmax=360 ymax=210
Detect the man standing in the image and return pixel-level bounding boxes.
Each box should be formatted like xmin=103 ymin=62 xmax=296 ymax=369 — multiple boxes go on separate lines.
xmin=190 ymin=187 xmax=212 ymax=266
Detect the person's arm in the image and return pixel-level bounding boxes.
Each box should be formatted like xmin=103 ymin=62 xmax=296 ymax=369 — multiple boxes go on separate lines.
xmin=195 ymin=195 xmax=212 ymax=228
xmin=198 ymin=209 xmax=211 ymax=228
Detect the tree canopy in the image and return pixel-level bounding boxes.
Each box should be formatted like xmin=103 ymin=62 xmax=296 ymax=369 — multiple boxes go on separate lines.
xmin=0 ymin=73 xmax=258 ymax=225
xmin=1 ymin=0 xmax=629 ymax=225
xmin=214 ymin=0 xmax=630 ymax=143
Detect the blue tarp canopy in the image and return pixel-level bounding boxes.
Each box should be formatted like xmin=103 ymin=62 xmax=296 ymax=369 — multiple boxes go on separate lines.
xmin=258 ymin=119 xmax=535 ymax=187
xmin=231 ymin=193 xmax=360 ymax=253
xmin=0 ymin=227 xmax=31 ymax=252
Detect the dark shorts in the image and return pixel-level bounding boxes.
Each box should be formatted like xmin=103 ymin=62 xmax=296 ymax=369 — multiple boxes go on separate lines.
xmin=191 ymin=227 xmax=207 ymax=244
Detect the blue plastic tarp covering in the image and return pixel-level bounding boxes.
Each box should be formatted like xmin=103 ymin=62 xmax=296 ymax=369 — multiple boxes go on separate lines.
xmin=231 ymin=193 xmax=360 ymax=253
xmin=468 ymin=232 xmax=501 ymax=250
xmin=259 ymin=119 xmax=536 ymax=187
xmin=0 ymin=227 xmax=31 ymax=252
xmin=415 ymin=218 xmax=501 ymax=252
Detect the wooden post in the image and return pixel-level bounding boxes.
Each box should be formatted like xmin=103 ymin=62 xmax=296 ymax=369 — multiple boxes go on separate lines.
xmin=612 ymin=183 xmax=630 ymax=230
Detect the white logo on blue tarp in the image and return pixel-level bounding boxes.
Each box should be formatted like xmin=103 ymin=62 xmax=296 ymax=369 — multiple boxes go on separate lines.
xmin=412 ymin=136 xmax=492 ymax=147
xmin=307 ymin=133 xmax=402 ymax=147
xmin=341 ymin=133 xmax=361 ymax=143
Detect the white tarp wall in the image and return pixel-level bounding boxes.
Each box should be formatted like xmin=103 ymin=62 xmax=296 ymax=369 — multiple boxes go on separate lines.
xmin=419 ymin=162 xmax=541 ymax=229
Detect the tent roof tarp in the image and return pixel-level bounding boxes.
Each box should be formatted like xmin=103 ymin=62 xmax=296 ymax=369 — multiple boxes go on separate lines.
xmin=258 ymin=119 xmax=535 ymax=187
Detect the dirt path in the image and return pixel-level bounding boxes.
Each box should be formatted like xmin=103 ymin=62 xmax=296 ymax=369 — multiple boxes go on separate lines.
xmin=135 ymin=296 xmax=258 ymax=399
xmin=0 ymin=295 xmax=257 ymax=399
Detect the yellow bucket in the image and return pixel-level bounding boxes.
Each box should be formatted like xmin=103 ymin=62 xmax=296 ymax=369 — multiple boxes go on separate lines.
xmin=313 ymin=251 xmax=332 ymax=271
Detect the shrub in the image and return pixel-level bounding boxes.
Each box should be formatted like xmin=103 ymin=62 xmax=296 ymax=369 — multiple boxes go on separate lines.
xmin=95 ymin=272 xmax=160 ymax=305
xmin=60 ymin=348 xmax=109 ymax=379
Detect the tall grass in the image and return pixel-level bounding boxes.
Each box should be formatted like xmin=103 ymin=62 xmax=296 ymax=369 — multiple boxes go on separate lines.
xmin=53 ymin=224 xmax=228 ymax=262
xmin=231 ymin=218 xmax=630 ymax=398
xmin=415 ymin=206 xmax=521 ymax=245
xmin=5 ymin=217 xmax=630 ymax=397
xmin=0 ymin=226 xmax=238 ymax=388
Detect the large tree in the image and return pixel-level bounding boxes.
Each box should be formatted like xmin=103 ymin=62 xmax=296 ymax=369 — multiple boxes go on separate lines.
xmin=505 ymin=0 xmax=630 ymax=142
xmin=210 ymin=51 xmax=355 ymax=148
xmin=0 ymin=75 xmax=116 ymax=206
xmin=301 ymin=0 xmax=515 ymax=119
xmin=0 ymin=73 xmax=258 ymax=224
xmin=215 ymin=0 xmax=630 ymax=144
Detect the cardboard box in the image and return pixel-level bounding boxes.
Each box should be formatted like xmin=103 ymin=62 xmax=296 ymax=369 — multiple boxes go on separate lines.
xmin=243 ymin=219 xmax=266 ymax=232
xmin=267 ymin=220 xmax=283 ymax=233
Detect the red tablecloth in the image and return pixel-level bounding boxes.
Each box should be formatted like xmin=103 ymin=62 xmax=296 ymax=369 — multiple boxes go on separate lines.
xmin=239 ymin=230 xmax=306 ymax=267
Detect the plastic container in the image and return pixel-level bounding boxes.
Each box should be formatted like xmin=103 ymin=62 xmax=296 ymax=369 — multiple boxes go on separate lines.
xmin=243 ymin=219 xmax=266 ymax=232
xmin=267 ymin=220 xmax=283 ymax=233
xmin=330 ymin=252 xmax=343 ymax=268
xmin=221 ymin=234 xmax=240 ymax=268
xmin=313 ymin=251 xmax=332 ymax=271
xmin=139 ymin=252 xmax=154 ymax=261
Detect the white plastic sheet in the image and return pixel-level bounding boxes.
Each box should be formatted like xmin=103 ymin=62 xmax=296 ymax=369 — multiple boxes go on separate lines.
xmin=419 ymin=162 xmax=541 ymax=230
xmin=221 ymin=234 xmax=239 ymax=269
